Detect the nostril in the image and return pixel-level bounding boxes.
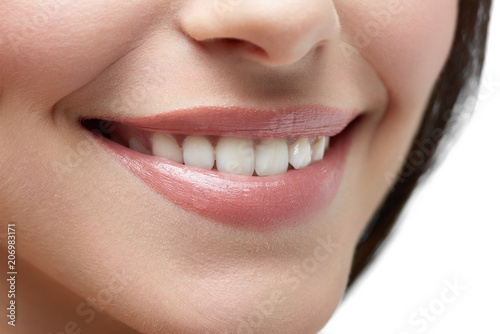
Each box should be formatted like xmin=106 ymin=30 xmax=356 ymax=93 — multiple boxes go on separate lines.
xmin=234 ymin=39 xmax=268 ymax=59
xmin=205 ymin=38 xmax=269 ymax=60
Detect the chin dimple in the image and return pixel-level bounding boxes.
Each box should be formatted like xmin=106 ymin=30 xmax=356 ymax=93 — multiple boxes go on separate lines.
xmin=124 ymin=133 xmax=330 ymax=177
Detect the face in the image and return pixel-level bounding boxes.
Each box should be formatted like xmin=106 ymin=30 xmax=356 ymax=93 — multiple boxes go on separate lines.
xmin=0 ymin=1 xmax=457 ymax=333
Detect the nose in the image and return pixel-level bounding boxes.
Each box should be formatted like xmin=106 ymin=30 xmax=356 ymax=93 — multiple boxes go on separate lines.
xmin=179 ymin=0 xmax=339 ymax=66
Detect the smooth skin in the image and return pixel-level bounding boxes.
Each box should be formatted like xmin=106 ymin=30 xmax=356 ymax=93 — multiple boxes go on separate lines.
xmin=0 ymin=1 xmax=457 ymax=333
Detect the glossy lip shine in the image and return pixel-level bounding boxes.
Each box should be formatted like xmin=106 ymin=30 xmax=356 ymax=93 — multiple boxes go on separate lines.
xmin=94 ymin=105 xmax=357 ymax=231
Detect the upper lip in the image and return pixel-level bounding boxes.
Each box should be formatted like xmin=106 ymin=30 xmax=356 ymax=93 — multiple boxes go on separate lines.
xmin=91 ymin=104 xmax=359 ymax=138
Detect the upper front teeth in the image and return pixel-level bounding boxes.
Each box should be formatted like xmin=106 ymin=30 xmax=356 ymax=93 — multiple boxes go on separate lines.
xmin=255 ymin=139 xmax=289 ymax=176
xmin=183 ymin=135 xmax=215 ymax=170
xmin=216 ymin=137 xmax=255 ymax=176
xmin=140 ymin=134 xmax=329 ymax=176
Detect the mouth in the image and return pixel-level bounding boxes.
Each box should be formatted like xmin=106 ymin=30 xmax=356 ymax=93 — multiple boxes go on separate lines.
xmin=81 ymin=105 xmax=357 ymax=231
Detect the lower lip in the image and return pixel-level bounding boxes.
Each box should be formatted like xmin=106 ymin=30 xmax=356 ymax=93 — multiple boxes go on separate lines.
xmin=98 ymin=130 xmax=351 ymax=232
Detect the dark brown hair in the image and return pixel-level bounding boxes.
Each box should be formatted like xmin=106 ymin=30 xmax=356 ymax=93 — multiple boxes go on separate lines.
xmin=347 ymin=0 xmax=493 ymax=290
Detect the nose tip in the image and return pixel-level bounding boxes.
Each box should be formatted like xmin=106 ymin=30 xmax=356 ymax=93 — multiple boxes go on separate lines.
xmin=180 ymin=0 xmax=339 ymax=66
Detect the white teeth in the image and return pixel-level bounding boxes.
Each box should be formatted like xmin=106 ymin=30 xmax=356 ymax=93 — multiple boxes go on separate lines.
xmin=128 ymin=133 xmax=331 ymax=176
xmin=311 ymin=136 xmax=327 ymax=162
xmin=255 ymin=139 xmax=289 ymax=176
xmin=151 ymin=133 xmax=183 ymax=164
xmin=128 ymin=137 xmax=151 ymax=155
xmin=183 ymin=135 xmax=215 ymax=170
xmin=288 ymin=138 xmax=312 ymax=169
xmin=216 ymin=137 xmax=255 ymax=176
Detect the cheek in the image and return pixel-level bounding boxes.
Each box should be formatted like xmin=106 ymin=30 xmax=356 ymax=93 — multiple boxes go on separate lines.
xmin=0 ymin=1 xmax=155 ymax=104
xmin=331 ymin=0 xmax=458 ymax=217
xmin=338 ymin=0 xmax=458 ymax=109
xmin=377 ymin=1 xmax=457 ymax=109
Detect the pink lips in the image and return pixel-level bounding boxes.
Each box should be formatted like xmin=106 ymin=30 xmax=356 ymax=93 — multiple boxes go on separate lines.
xmin=95 ymin=105 xmax=357 ymax=232
xmin=118 ymin=105 xmax=357 ymax=138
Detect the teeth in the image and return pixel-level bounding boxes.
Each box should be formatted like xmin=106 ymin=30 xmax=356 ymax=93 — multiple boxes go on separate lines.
xmin=255 ymin=139 xmax=289 ymax=176
xmin=152 ymin=134 xmax=183 ymax=164
xmin=216 ymin=137 xmax=255 ymax=176
xmin=183 ymin=135 xmax=215 ymax=170
xmin=311 ymin=136 xmax=327 ymax=162
xmin=126 ymin=134 xmax=331 ymax=176
xmin=128 ymin=137 xmax=151 ymax=155
xmin=288 ymin=138 xmax=312 ymax=169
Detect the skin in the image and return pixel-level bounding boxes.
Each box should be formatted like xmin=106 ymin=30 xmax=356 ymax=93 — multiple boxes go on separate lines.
xmin=0 ymin=1 xmax=457 ymax=333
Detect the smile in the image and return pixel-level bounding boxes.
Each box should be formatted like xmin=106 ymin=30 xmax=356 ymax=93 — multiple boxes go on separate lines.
xmin=82 ymin=105 xmax=358 ymax=231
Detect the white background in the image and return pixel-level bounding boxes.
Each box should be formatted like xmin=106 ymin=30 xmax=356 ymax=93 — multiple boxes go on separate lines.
xmin=322 ymin=2 xmax=500 ymax=333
